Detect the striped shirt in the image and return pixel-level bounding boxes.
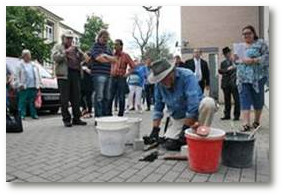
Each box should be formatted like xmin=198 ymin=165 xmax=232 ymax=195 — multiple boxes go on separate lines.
xmin=90 ymin=42 xmax=113 ymax=75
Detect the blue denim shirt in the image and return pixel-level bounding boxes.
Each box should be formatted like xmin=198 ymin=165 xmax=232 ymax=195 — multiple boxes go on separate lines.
xmin=153 ymin=68 xmax=203 ymax=120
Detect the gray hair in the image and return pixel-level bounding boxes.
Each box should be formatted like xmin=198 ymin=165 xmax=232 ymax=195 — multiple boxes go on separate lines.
xmin=96 ymin=29 xmax=109 ymax=42
xmin=21 ymin=49 xmax=31 ymax=57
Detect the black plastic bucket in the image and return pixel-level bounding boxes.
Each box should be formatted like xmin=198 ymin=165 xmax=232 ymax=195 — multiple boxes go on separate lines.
xmin=222 ymin=132 xmax=255 ymax=168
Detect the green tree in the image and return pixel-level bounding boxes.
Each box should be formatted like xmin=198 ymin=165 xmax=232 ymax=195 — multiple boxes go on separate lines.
xmin=6 ymin=6 xmax=54 ymax=63
xmin=144 ymin=42 xmax=173 ymax=62
xmin=80 ymin=15 xmax=111 ymax=52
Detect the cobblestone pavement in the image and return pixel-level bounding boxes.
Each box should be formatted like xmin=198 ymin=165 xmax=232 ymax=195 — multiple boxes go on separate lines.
xmin=6 ymin=105 xmax=270 ymax=183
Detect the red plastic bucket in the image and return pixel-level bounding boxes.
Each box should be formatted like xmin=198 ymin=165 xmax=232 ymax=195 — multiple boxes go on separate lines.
xmin=185 ymin=128 xmax=225 ymax=173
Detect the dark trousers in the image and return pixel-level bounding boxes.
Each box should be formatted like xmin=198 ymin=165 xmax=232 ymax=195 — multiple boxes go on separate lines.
xmin=199 ymin=81 xmax=205 ymax=93
xmin=110 ymin=76 xmax=128 ymax=116
xmin=57 ymin=69 xmax=81 ymax=123
xmin=222 ymin=85 xmax=240 ymax=118
xmin=92 ymin=74 xmax=112 ymax=117
xmin=81 ymin=89 xmax=93 ymax=113
xmin=144 ymin=84 xmax=155 ymax=109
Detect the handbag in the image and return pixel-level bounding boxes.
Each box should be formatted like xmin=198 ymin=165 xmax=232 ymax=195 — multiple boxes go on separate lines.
xmin=34 ymin=90 xmax=42 ymax=109
xmin=6 ymin=108 xmax=23 ymax=133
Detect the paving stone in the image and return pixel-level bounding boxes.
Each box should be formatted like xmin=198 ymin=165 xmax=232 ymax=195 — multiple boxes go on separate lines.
xmin=208 ymin=171 xmax=224 ymax=181
xmin=126 ymin=174 xmax=145 ymax=182
xmin=160 ymin=171 xmax=179 ymax=182
xmin=154 ymin=164 xmax=173 ymax=174
xmin=6 ymin=106 xmax=269 ymax=183
xmin=256 ymin=174 xmax=270 ymax=182
xmin=224 ymin=168 xmax=241 ymax=182
xmin=108 ymin=177 xmax=125 ymax=182
xmin=25 ymin=176 xmax=50 ymax=182
xmin=135 ymin=165 xmax=156 ymax=177
xmin=191 ymin=174 xmax=210 ymax=182
xmin=9 ymin=170 xmax=33 ymax=179
xmin=77 ymin=171 xmax=101 ymax=182
xmin=119 ymin=168 xmax=139 ymax=179
xmin=98 ymin=170 xmax=121 ymax=181
xmin=142 ymin=173 xmax=163 ymax=182
xmin=178 ymin=168 xmax=195 ymax=180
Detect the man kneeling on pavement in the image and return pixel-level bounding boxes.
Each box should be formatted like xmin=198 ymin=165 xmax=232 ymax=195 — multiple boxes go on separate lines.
xmin=147 ymin=59 xmax=217 ymax=151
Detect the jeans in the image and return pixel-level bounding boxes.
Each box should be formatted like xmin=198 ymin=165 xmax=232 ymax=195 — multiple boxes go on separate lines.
xmin=18 ymin=88 xmax=37 ymax=118
xmin=57 ymin=69 xmax=81 ymax=123
xmin=92 ymin=74 xmax=112 ymax=117
xmin=110 ymin=76 xmax=128 ymax=116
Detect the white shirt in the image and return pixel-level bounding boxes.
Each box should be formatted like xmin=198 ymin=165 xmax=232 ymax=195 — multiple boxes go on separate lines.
xmin=194 ymin=58 xmax=202 ymax=81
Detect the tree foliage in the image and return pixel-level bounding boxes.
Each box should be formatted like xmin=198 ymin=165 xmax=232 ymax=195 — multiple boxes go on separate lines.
xmin=6 ymin=6 xmax=54 ymax=63
xmin=144 ymin=43 xmax=173 ymax=62
xmin=80 ymin=15 xmax=111 ymax=52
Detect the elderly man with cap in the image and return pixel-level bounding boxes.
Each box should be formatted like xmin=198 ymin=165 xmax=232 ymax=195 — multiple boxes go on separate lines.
xmin=52 ymin=30 xmax=87 ymax=127
xmin=147 ymin=59 xmax=217 ymax=151
xmin=16 ymin=49 xmax=42 ymax=120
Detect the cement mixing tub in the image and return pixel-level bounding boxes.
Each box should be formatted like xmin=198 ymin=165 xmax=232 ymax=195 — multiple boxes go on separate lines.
xmin=185 ymin=128 xmax=226 ymax=173
xmin=222 ymin=132 xmax=255 ymax=168
xmin=125 ymin=117 xmax=142 ymax=145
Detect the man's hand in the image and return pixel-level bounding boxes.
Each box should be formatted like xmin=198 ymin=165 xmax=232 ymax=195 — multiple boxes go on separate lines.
xmin=184 ymin=118 xmax=197 ymax=127
xmin=101 ymin=54 xmax=118 ymax=63
xmin=189 ymin=122 xmax=210 ymax=137
xmin=227 ymin=66 xmax=235 ymax=71
xmin=84 ymin=53 xmax=91 ymax=63
xmin=82 ymin=66 xmax=91 ymax=74
xmin=65 ymin=46 xmax=75 ymax=54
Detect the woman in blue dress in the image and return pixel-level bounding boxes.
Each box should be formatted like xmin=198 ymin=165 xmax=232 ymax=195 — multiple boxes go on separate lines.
xmin=235 ymin=25 xmax=269 ymax=132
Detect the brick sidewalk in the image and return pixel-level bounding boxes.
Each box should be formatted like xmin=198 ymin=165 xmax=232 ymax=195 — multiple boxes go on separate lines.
xmin=6 ymin=106 xmax=270 ymax=183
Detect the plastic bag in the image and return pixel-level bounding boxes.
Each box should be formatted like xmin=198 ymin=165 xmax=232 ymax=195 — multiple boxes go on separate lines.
xmin=34 ymin=90 xmax=42 ymax=109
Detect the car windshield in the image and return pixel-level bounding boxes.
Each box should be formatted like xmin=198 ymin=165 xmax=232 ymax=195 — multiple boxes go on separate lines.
xmin=36 ymin=64 xmax=52 ymax=79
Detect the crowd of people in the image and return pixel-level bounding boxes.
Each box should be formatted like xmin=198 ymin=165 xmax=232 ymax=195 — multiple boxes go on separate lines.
xmin=6 ymin=25 xmax=269 ymax=151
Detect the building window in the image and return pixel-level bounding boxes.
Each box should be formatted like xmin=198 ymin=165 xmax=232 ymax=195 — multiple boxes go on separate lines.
xmin=45 ymin=22 xmax=54 ymax=42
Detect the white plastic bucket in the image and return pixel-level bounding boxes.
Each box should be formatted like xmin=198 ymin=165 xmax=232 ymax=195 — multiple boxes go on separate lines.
xmin=95 ymin=116 xmax=128 ymax=130
xmin=97 ymin=126 xmax=129 ymax=156
xmin=125 ymin=118 xmax=142 ymax=144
